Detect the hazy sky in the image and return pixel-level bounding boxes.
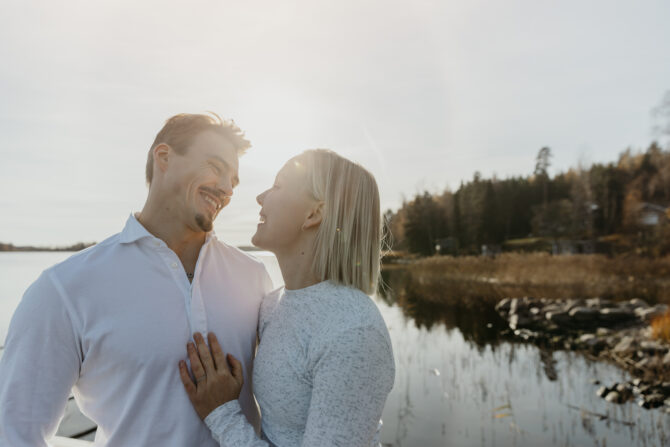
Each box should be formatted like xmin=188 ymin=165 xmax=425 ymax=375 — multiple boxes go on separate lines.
xmin=1 ymin=0 xmax=669 ymax=246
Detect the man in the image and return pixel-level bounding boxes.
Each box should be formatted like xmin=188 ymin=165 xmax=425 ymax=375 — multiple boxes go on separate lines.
xmin=0 ymin=113 xmax=273 ymax=446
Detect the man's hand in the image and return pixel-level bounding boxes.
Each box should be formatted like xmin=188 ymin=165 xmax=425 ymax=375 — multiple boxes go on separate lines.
xmin=178 ymin=332 xmax=244 ymax=420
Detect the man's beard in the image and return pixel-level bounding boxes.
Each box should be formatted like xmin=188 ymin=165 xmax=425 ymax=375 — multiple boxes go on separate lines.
xmin=195 ymin=213 xmax=213 ymax=232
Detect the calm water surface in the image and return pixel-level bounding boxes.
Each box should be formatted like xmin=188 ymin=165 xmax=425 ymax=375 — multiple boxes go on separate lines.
xmin=1 ymin=252 xmax=668 ymax=446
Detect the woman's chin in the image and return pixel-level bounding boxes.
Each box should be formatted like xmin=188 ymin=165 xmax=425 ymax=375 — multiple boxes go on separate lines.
xmin=251 ymin=233 xmax=266 ymax=250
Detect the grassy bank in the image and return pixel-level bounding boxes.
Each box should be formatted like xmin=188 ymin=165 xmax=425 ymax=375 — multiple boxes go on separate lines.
xmin=381 ymin=253 xmax=670 ymax=308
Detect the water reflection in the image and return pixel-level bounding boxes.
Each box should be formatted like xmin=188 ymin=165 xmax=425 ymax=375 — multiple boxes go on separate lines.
xmin=377 ymin=267 xmax=670 ymax=447
xmin=380 ymin=269 xmax=509 ymax=348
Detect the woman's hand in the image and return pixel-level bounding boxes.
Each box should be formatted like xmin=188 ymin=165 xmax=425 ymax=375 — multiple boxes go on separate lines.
xmin=178 ymin=332 xmax=244 ymax=420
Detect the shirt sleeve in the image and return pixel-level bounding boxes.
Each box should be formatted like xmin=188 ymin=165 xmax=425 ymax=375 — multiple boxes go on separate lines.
xmin=0 ymin=270 xmax=82 ymax=447
xmin=204 ymin=325 xmax=395 ymax=447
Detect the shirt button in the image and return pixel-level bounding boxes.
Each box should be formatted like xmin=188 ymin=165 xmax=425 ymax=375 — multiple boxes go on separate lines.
xmin=171 ymin=262 xmax=178 ymax=268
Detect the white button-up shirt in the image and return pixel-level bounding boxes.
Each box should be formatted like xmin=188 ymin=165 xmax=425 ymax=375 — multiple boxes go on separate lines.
xmin=0 ymin=214 xmax=273 ymax=446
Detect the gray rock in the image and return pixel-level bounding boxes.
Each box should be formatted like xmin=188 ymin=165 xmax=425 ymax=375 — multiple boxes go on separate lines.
xmin=587 ymin=297 xmax=613 ymax=309
xmin=579 ymin=333 xmax=595 ymax=341
xmin=509 ymin=298 xmax=520 ymax=315
xmin=605 ymin=391 xmax=621 ymax=403
xmin=629 ymin=298 xmax=649 ymax=309
xmin=639 ymin=340 xmax=665 ymax=354
xmin=615 ymin=383 xmax=633 ymax=401
xmin=565 ymin=299 xmax=586 ymax=312
xmin=599 ymin=308 xmax=635 ymax=324
xmin=613 ymin=336 xmax=637 ymax=353
xmin=640 ymin=393 xmax=666 ymax=409
xmin=578 ymin=334 xmax=606 ymax=351
xmin=509 ymin=314 xmax=532 ymax=330
xmin=636 ymin=304 xmax=669 ymax=321
xmin=513 ymin=328 xmax=538 ymax=341
xmin=495 ymin=298 xmax=511 ymax=314
xmin=546 ymin=310 xmax=571 ymax=326
xmin=596 ymin=328 xmax=612 ymax=336
xmin=569 ymin=307 xmax=599 ymax=321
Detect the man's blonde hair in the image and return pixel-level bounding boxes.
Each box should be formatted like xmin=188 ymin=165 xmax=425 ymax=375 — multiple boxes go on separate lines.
xmin=298 ymin=149 xmax=382 ymax=295
xmin=146 ymin=113 xmax=250 ymax=184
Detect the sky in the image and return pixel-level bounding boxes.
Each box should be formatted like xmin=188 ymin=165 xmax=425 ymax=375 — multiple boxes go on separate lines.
xmin=1 ymin=0 xmax=669 ymax=247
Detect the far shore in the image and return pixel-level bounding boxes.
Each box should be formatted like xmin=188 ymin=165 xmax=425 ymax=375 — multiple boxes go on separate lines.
xmin=0 ymin=243 xmax=264 ymax=252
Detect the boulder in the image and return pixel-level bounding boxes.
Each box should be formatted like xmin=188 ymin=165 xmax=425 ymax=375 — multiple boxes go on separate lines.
xmin=629 ymin=298 xmax=649 ymax=309
xmin=615 ymin=383 xmax=633 ymax=401
xmin=495 ymin=298 xmax=511 ymax=314
xmin=509 ymin=314 xmax=533 ymax=330
xmin=596 ymin=328 xmax=612 ymax=337
xmin=613 ymin=336 xmax=637 ymax=354
xmin=639 ymin=340 xmax=666 ymax=354
xmin=586 ymin=297 xmax=613 ymax=308
xmin=599 ymin=308 xmax=636 ymax=325
xmin=546 ymin=311 xmax=571 ymax=326
xmin=596 ymin=386 xmax=610 ymax=397
xmin=640 ymin=393 xmax=666 ymax=409
xmin=605 ymin=391 xmax=621 ymax=403
xmin=578 ymin=334 xmax=607 ymax=351
xmin=636 ymin=304 xmax=669 ymax=321
xmin=569 ymin=306 xmax=599 ymax=322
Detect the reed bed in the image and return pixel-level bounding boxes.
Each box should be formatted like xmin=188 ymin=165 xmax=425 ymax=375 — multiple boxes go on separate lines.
xmin=382 ymin=253 xmax=670 ymax=307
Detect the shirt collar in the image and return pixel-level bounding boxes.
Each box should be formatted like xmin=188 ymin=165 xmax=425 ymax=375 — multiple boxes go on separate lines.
xmin=119 ymin=213 xmax=218 ymax=245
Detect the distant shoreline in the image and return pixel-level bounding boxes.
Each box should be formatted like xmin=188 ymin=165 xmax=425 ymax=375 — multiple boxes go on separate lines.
xmin=0 ymin=243 xmax=96 ymax=252
xmin=0 ymin=243 xmax=263 ymax=252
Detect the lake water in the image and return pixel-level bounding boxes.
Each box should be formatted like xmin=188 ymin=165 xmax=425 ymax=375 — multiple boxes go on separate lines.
xmin=1 ymin=252 xmax=668 ymax=446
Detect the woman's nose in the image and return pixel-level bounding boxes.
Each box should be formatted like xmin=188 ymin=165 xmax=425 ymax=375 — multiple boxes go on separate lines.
xmin=256 ymin=190 xmax=267 ymax=205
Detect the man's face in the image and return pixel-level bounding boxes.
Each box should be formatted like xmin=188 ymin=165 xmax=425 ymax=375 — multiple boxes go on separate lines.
xmin=164 ymin=130 xmax=239 ymax=233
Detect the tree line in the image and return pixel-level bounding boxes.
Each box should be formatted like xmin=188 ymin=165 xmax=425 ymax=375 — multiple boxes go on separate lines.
xmin=385 ymin=142 xmax=670 ymax=257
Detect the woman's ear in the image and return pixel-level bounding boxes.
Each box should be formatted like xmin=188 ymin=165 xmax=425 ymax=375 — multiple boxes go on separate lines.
xmin=302 ymin=202 xmax=323 ymax=230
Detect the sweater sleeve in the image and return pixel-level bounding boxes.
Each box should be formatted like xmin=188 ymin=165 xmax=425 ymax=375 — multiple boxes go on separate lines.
xmin=0 ymin=271 xmax=82 ymax=446
xmin=204 ymin=325 xmax=395 ymax=447
xmin=205 ymin=400 xmax=270 ymax=447
xmin=301 ymin=325 xmax=395 ymax=447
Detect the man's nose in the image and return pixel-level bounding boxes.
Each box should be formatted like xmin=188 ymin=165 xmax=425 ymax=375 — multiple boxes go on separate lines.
xmin=218 ymin=177 xmax=234 ymax=197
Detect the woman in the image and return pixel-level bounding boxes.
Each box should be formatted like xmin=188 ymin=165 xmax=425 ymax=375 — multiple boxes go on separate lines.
xmin=178 ymin=149 xmax=395 ymax=446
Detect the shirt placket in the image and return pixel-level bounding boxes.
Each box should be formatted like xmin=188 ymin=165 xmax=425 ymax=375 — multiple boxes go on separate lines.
xmin=152 ymin=239 xmax=197 ymax=336
xmin=189 ymin=240 xmax=210 ymax=336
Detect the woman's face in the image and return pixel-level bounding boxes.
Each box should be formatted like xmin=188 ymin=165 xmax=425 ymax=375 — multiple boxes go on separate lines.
xmin=252 ymin=158 xmax=317 ymax=254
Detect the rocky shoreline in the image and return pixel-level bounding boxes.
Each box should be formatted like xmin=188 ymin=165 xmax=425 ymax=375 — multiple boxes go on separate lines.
xmin=495 ymin=296 xmax=670 ymax=411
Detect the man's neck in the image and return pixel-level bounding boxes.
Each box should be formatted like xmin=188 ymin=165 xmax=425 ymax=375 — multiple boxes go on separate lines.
xmin=136 ymin=205 xmax=206 ymax=271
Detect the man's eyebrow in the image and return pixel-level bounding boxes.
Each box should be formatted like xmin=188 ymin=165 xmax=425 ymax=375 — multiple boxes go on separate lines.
xmin=211 ymin=155 xmax=240 ymax=186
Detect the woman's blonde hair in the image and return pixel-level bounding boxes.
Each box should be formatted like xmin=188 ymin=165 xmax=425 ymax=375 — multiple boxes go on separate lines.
xmin=297 ymin=149 xmax=382 ymax=295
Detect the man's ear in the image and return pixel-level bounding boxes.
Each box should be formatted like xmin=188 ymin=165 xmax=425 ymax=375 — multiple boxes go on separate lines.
xmin=153 ymin=144 xmax=171 ymax=174
xmin=302 ymin=202 xmax=323 ymax=231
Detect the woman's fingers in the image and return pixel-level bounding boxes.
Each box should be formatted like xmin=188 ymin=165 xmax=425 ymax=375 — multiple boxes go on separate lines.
xmin=208 ymin=332 xmax=229 ymax=374
xmin=187 ymin=341 xmax=206 ymax=385
xmin=193 ymin=332 xmax=216 ymax=376
xmin=227 ymin=353 xmax=244 ymax=385
xmin=178 ymin=360 xmax=197 ymax=398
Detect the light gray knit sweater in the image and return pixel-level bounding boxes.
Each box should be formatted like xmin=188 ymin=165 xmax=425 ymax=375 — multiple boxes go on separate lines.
xmin=204 ymin=280 xmax=395 ymax=447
